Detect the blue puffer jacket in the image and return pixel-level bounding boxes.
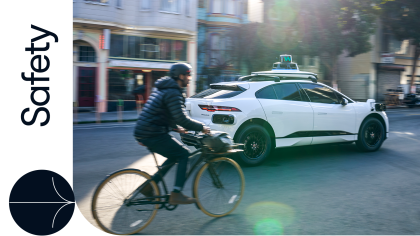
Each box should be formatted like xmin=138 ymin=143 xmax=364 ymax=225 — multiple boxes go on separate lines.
xmin=134 ymin=77 xmax=204 ymax=139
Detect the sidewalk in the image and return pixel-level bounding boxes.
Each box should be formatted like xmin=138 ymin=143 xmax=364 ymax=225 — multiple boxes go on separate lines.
xmin=74 ymin=110 xmax=139 ymax=124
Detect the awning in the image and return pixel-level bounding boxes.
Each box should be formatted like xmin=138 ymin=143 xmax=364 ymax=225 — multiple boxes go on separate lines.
xmin=109 ymin=59 xmax=175 ymax=69
xmin=378 ymin=63 xmax=405 ymax=71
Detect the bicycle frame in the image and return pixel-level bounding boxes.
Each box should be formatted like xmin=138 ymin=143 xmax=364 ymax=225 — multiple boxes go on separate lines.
xmin=127 ymin=134 xmax=243 ymax=207
xmin=127 ymin=148 xmax=208 ymax=206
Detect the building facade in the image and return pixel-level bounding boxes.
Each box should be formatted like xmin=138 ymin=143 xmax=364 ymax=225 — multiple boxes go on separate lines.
xmin=196 ymin=0 xmax=249 ymax=92
xmin=73 ymin=0 xmax=197 ymax=112
xmin=338 ymin=20 xmax=420 ymax=102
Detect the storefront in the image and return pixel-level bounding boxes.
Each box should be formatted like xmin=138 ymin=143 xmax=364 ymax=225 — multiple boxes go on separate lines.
xmin=104 ymin=33 xmax=190 ymax=111
xmin=106 ymin=60 xmax=174 ymax=111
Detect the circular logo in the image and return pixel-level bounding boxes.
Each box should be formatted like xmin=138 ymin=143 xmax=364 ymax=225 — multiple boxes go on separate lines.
xmin=9 ymin=170 xmax=75 ymax=235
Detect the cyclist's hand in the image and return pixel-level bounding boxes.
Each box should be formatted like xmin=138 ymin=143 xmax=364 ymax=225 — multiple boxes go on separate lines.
xmin=175 ymin=127 xmax=187 ymax=134
xmin=202 ymin=126 xmax=211 ymax=134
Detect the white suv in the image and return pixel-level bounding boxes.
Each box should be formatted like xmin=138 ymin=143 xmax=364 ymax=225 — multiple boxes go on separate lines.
xmin=185 ymin=62 xmax=388 ymax=166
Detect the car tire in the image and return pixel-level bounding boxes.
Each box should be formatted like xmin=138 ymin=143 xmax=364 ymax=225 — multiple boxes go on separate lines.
xmin=356 ymin=117 xmax=385 ymax=152
xmin=235 ymin=124 xmax=272 ymax=166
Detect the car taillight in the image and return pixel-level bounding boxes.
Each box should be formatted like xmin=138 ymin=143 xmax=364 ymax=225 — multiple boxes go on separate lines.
xmin=198 ymin=105 xmax=242 ymax=112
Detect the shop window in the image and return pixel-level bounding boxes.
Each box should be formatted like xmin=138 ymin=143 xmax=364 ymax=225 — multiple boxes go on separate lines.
xmin=78 ymin=46 xmax=96 ymax=62
xmin=159 ymin=39 xmax=172 ymax=60
xmin=161 ymin=0 xmax=180 ymax=13
xmin=127 ymin=36 xmax=140 ymax=58
xmin=212 ymin=0 xmax=222 ymax=13
xmin=174 ymin=40 xmax=187 ymax=61
xmin=142 ymin=38 xmax=159 ymax=59
xmin=107 ymin=69 xmax=136 ymax=100
xmin=110 ymin=34 xmax=125 ymax=57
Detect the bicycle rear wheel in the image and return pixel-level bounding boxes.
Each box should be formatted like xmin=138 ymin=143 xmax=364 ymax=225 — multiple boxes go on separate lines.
xmin=193 ymin=157 xmax=245 ymax=217
xmin=91 ymin=169 xmax=160 ymax=235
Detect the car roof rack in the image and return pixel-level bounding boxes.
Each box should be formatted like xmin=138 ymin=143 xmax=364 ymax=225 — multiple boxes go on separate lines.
xmin=238 ymin=74 xmax=317 ymax=83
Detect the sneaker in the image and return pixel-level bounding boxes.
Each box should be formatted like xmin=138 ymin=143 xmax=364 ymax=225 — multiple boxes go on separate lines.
xmin=169 ymin=191 xmax=196 ymax=205
xmin=139 ymin=183 xmax=153 ymax=198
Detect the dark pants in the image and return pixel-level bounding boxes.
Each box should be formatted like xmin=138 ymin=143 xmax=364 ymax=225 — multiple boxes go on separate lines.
xmin=139 ymin=133 xmax=190 ymax=190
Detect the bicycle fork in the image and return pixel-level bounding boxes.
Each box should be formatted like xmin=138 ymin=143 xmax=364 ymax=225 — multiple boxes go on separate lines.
xmin=208 ymin=162 xmax=224 ymax=189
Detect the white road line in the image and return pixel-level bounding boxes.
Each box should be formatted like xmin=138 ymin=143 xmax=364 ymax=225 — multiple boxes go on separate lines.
xmin=73 ymin=124 xmax=135 ymax=130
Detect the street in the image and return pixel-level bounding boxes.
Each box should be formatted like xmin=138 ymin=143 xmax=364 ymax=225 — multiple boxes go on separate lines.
xmin=74 ymin=109 xmax=420 ymax=235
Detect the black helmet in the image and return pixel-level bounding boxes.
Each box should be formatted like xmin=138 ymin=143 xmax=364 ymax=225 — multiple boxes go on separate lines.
xmin=169 ymin=63 xmax=192 ymax=79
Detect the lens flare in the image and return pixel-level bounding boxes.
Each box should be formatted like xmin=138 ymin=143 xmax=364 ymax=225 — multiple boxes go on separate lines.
xmin=245 ymin=202 xmax=295 ymax=235
xmin=254 ymin=218 xmax=283 ymax=235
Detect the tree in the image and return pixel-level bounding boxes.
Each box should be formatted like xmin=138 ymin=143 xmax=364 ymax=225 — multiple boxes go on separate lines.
xmin=296 ymin=0 xmax=378 ymax=87
xmin=230 ymin=0 xmax=379 ymax=87
xmin=380 ymin=0 xmax=420 ymax=93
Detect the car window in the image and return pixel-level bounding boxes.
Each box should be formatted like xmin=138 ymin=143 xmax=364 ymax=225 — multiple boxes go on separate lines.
xmin=299 ymin=83 xmax=340 ymax=104
xmin=256 ymin=85 xmax=277 ymax=99
xmin=190 ymin=89 xmax=243 ymax=99
xmin=273 ymin=83 xmax=301 ymax=101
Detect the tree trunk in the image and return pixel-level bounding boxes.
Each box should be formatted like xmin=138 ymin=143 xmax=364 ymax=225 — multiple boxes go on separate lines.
xmin=331 ymin=55 xmax=339 ymax=90
xmin=409 ymin=44 xmax=420 ymax=94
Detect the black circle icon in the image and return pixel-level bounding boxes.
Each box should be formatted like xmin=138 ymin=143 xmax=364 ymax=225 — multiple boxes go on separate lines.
xmin=9 ymin=170 xmax=75 ymax=235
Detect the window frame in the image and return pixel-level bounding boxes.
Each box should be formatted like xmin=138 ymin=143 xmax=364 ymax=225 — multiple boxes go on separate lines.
xmin=140 ymin=0 xmax=151 ymax=11
xmin=160 ymin=0 xmax=180 ymax=14
xmin=211 ymin=0 xmax=222 ymax=14
xmin=78 ymin=46 xmax=97 ymax=62
xmin=185 ymin=0 xmax=191 ymax=17
xmin=116 ymin=0 xmax=122 ymax=8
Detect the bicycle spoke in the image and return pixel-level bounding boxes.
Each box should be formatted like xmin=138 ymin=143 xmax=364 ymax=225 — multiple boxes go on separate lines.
xmin=195 ymin=158 xmax=244 ymax=217
xmin=92 ymin=170 xmax=158 ymax=235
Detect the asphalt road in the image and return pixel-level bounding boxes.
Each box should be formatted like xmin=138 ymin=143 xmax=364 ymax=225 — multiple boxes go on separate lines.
xmin=74 ymin=109 xmax=420 ymax=235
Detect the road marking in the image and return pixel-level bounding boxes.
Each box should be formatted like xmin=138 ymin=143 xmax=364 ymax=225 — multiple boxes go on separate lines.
xmin=73 ymin=124 xmax=135 ymax=130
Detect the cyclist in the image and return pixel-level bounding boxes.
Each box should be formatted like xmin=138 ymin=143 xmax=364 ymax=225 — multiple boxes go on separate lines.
xmin=134 ymin=63 xmax=210 ymax=205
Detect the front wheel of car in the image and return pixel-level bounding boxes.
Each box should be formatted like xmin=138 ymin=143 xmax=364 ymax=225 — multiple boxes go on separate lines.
xmin=235 ymin=124 xmax=272 ymax=166
xmin=356 ymin=117 xmax=385 ymax=152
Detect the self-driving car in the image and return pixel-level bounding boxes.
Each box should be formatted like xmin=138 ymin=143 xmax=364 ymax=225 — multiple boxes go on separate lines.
xmin=185 ymin=55 xmax=388 ymax=166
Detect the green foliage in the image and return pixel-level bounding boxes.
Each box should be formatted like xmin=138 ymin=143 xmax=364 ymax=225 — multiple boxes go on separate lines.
xmin=230 ymin=0 xmax=379 ymax=79
xmin=380 ymin=0 xmax=420 ymax=45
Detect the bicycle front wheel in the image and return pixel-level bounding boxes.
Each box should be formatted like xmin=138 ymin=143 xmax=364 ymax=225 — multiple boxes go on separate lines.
xmin=193 ymin=157 xmax=245 ymax=217
xmin=91 ymin=169 xmax=160 ymax=235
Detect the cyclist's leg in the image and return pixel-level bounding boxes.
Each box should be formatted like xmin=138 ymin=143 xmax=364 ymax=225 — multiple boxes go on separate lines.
xmin=140 ymin=134 xmax=190 ymax=190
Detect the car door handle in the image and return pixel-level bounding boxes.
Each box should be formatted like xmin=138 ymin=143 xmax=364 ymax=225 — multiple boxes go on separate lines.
xmin=318 ymin=112 xmax=327 ymax=115
xmin=272 ymin=111 xmax=283 ymax=115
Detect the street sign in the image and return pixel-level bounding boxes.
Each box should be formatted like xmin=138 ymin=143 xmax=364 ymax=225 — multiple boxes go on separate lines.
xmin=381 ymin=53 xmax=395 ymax=63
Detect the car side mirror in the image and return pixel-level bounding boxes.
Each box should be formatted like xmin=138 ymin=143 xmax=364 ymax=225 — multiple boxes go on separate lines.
xmin=341 ymin=98 xmax=348 ymax=106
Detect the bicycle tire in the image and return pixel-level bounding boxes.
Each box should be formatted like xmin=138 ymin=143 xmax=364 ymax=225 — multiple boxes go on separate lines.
xmin=91 ymin=169 xmax=160 ymax=235
xmin=193 ymin=157 xmax=245 ymax=217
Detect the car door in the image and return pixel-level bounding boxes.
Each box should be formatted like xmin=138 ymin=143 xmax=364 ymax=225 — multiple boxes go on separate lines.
xmin=298 ymin=83 xmax=357 ymax=144
xmin=256 ymin=83 xmax=314 ymax=147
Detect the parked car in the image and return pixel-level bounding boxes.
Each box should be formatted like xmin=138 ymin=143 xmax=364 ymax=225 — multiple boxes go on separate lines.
xmin=184 ymin=56 xmax=389 ymax=166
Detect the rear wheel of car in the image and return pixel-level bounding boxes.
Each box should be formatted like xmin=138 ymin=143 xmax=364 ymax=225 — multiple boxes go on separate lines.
xmin=356 ymin=117 xmax=385 ymax=152
xmin=235 ymin=124 xmax=272 ymax=166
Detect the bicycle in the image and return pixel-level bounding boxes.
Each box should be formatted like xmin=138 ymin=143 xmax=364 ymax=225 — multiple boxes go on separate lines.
xmin=91 ymin=132 xmax=245 ymax=235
